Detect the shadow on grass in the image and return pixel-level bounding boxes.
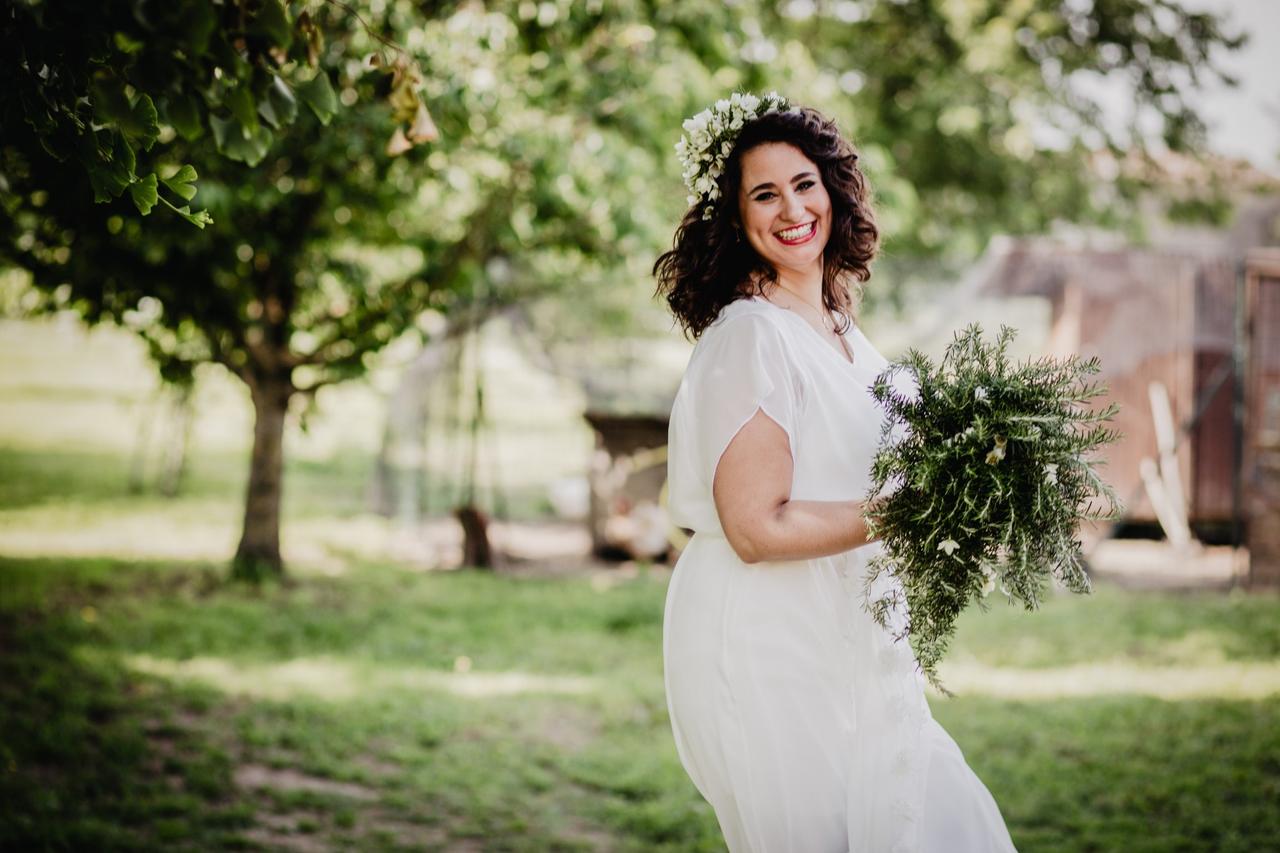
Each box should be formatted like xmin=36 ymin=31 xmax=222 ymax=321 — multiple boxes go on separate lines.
xmin=0 ymin=555 xmax=700 ymax=851
xmin=0 ymin=558 xmax=252 ymax=849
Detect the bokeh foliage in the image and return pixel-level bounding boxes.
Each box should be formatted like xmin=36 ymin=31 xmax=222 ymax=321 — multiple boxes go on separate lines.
xmin=0 ymin=0 xmax=1245 ymax=576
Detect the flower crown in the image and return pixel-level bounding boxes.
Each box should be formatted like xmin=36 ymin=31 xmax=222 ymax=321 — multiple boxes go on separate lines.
xmin=675 ymin=91 xmax=799 ymax=221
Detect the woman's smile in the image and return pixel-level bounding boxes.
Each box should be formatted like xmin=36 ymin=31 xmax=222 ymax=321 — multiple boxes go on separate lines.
xmin=775 ymin=220 xmax=816 ymax=245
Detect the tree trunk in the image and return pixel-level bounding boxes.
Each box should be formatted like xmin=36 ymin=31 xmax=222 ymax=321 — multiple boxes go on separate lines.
xmin=454 ymin=503 xmax=494 ymax=569
xmin=232 ymin=372 xmax=292 ymax=581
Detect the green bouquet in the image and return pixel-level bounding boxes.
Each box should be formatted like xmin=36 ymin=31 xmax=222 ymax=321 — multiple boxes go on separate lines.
xmin=862 ymin=324 xmax=1124 ymax=693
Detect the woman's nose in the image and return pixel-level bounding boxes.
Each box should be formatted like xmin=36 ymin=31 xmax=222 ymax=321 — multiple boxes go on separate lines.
xmin=781 ymin=191 xmax=805 ymax=221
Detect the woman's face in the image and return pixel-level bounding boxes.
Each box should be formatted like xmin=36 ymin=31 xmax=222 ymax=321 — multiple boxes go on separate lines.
xmin=736 ymin=142 xmax=832 ymax=277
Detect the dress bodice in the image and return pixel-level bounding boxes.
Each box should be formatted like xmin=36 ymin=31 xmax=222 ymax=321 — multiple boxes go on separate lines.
xmin=665 ymin=295 xmax=903 ymax=535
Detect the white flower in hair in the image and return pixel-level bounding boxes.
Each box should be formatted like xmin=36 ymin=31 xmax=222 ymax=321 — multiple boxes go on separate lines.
xmin=675 ymin=90 xmax=798 ymax=221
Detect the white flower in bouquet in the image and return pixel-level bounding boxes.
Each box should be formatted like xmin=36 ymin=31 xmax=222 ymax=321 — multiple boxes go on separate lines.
xmin=980 ymin=564 xmax=997 ymax=597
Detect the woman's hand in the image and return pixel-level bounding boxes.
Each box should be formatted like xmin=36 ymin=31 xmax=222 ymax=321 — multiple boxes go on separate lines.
xmin=712 ymin=408 xmax=876 ymax=564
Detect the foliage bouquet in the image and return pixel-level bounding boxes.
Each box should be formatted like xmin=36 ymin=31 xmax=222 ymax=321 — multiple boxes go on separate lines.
xmin=862 ymin=324 xmax=1123 ymax=692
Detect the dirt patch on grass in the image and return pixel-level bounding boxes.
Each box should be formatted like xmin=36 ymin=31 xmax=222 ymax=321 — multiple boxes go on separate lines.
xmin=234 ymin=764 xmax=379 ymax=801
xmin=357 ymin=814 xmax=457 ymax=850
xmin=240 ymin=825 xmax=333 ymax=852
xmin=532 ymin=705 xmax=601 ymax=754
xmin=352 ymin=754 xmax=403 ymax=780
xmin=557 ymin=816 xmax=618 ymax=851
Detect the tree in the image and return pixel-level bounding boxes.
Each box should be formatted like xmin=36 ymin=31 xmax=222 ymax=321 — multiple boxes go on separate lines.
xmin=1 ymin=0 xmax=432 ymax=227
xmin=0 ymin=0 xmax=729 ymax=579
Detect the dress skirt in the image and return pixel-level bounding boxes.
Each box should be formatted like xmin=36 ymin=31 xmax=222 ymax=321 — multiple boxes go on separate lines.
xmin=663 ymin=531 xmax=1018 ymax=853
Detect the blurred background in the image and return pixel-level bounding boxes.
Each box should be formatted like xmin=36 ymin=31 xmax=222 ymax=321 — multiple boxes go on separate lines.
xmin=1 ymin=0 xmax=1277 ymax=849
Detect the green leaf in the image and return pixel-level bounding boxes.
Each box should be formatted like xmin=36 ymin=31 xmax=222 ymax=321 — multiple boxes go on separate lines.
xmin=261 ymin=75 xmax=297 ymax=128
xmin=186 ymin=0 xmax=216 ymax=53
xmin=296 ymin=72 xmax=338 ymax=126
xmin=129 ymin=172 xmax=158 ymax=215
xmin=209 ymin=114 xmax=232 ymax=150
xmin=225 ymin=86 xmax=259 ymax=135
xmin=182 ymin=208 xmax=214 ymax=228
xmin=210 ymin=117 xmax=273 ymax=166
xmin=108 ymin=131 xmax=137 ymax=188
xmin=252 ymin=0 xmax=293 ymax=50
xmin=258 ymin=96 xmax=281 ymax=130
xmin=90 ymin=75 xmax=134 ymax=127
xmin=81 ymin=132 xmax=132 ymax=202
xmin=87 ymin=164 xmax=126 ymax=203
xmin=161 ymin=164 xmax=199 ymax=201
xmin=113 ymin=30 xmax=144 ymax=54
xmin=160 ymin=196 xmax=213 ymax=228
xmin=129 ymin=94 xmax=161 ymax=151
xmin=164 ymin=93 xmax=204 ymax=140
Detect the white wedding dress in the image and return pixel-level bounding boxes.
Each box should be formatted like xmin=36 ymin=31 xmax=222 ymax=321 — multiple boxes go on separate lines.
xmin=663 ymin=296 xmax=1018 ymax=853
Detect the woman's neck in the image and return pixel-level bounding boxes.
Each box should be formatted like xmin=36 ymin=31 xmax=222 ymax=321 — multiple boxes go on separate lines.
xmin=770 ymin=265 xmax=824 ymax=309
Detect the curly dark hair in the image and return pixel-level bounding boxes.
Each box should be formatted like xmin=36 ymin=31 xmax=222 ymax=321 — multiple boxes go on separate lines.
xmin=653 ymin=105 xmax=879 ymax=339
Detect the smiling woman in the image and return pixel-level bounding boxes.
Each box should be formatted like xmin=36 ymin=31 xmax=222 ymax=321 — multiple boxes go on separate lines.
xmin=653 ymin=96 xmax=1018 ymax=853
xmin=654 ymin=98 xmax=878 ymax=342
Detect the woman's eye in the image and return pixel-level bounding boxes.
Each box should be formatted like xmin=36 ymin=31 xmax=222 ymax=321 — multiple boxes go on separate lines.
xmin=754 ymin=181 xmax=815 ymax=202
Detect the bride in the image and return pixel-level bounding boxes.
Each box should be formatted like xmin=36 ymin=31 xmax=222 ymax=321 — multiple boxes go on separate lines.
xmin=653 ymin=92 xmax=1018 ymax=852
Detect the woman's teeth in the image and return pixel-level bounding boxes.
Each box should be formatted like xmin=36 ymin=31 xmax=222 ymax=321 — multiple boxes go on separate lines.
xmin=776 ymin=222 xmax=815 ymax=242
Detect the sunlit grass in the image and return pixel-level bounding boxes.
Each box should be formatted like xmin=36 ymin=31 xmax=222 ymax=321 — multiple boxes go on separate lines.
xmin=124 ymin=653 xmax=600 ymax=701
xmin=935 ymin=659 xmax=1280 ymax=700
xmin=947 ymin=582 xmax=1280 ymax=668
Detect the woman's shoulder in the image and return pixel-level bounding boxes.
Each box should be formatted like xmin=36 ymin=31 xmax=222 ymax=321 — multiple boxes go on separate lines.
xmin=685 ymin=296 xmax=800 ymax=380
xmin=702 ymin=295 xmax=786 ymax=339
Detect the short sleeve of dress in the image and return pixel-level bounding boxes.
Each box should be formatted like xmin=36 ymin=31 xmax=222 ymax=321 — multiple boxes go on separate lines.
xmin=665 ymin=311 xmax=804 ymax=533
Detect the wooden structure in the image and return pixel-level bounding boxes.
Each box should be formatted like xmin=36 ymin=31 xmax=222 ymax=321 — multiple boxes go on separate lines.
xmin=1244 ymin=248 xmax=1280 ymax=587
xmin=977 ymin=244 xmax=1241 ymax=533
xmin=583 ymin=411 xmax=671 ymax=561
xmin=973 ymin=193 xmax=1280 ymax=571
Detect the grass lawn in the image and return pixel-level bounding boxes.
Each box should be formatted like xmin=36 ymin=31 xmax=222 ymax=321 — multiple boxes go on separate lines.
xmin=3 ymin=543 xmax=1279 ymax=851
xmin=2 ymin=315 xmax=1279 ymax=850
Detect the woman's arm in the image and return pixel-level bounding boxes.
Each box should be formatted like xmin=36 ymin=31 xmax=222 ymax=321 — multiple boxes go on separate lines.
xmin=712 ymin=408 xmax=877 ymax=564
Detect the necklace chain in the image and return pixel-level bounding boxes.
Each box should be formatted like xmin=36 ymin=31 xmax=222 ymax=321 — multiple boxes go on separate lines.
xmin=772 ymin=283 xmax=835 ymax=331
xmin=767 ymin=283 xmax=855 ymax=365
